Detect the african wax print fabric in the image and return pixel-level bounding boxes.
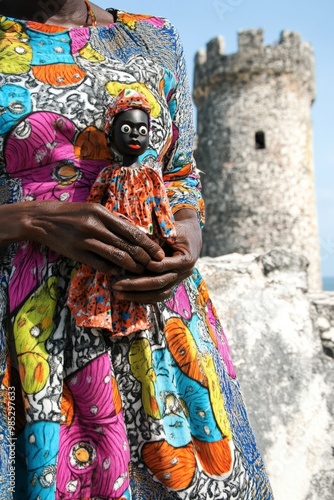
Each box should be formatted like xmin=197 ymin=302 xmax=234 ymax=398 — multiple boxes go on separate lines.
xmin=67 ymin=163 xmax=176 ymax=335
xmin=0 ymin=9 xmax=273 ymax=500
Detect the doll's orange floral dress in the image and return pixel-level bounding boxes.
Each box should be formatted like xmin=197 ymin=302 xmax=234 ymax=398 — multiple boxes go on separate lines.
xmin=67 ymin=162 xmax=176 ymax=335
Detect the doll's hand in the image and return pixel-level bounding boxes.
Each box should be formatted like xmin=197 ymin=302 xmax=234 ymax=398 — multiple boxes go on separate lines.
xmin=111 ymin=209 xmax=202 ymax=303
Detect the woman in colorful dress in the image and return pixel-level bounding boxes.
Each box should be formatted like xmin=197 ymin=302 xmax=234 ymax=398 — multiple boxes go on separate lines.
xmin=0 ymin=0 xmax=273 ymax=498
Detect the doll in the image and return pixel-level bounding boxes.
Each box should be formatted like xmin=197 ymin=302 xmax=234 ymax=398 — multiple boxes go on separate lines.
xmin=67 ymin=89 xmax=176 ymax=336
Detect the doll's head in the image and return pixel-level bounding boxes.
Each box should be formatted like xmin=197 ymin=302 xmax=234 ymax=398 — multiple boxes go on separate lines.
xmin=105 ymin=89 xmax=151 ymax=161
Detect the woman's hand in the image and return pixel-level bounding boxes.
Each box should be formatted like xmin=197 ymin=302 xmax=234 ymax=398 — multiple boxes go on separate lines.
xmin=0 ymin=200 xmax=165 ymax=274
xmin=111 ymin=209 xmax=202 ymax=303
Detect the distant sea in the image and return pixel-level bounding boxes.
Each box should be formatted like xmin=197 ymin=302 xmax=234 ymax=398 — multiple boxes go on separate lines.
xmin=323 ymin=277 xmax=334 ymax=291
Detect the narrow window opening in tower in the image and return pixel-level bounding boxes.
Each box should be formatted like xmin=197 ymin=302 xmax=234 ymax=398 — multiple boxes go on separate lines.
xmin=255 ymin=131 xmax=266 ymax=149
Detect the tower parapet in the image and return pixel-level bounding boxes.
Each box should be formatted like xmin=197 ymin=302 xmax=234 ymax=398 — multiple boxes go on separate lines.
xmin=194 ymin=29 xmax=315 ymax=104
xmin=193 ymin=30 xmax=321 ymax=290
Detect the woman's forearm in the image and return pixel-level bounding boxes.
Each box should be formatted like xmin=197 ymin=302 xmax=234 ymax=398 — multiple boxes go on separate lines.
xmin=0 ymin=201 xmax=35 ymax=247
xmin=0 ymin=200 xmax=164 ymax=274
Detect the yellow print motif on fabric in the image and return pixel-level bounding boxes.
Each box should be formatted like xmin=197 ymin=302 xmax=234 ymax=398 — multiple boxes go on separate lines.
xmin=129 ymin=339 xmax=161 ymax=419
xmin=13 ymin=276 xmax=57 ymax=395
xmin=78 ymin=43 xmax=105 ymax=63
xmin=0 ymin=17 xmax=32 ymax=74
xmin=201 ymin=354 xmax=232 ymax=440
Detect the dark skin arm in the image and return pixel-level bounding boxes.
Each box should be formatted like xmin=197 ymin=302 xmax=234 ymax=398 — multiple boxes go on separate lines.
xmin=0 ymin=200 xmax=164 ymax=274
xmin=0 ymin=203 xmax=201 ymax=303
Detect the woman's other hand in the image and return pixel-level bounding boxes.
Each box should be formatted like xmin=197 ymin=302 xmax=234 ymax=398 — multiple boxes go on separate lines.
xmin=0 ymin=201 xmax=165 ymax=273
xmin=111 ymin=209 xmax=202 ymax=303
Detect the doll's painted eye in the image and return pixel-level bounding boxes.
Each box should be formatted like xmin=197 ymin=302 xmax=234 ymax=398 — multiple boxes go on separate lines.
xmin=121 ymin=124 xmax=131 ymax=134
xmin=139 ymin=125 xmax=148 ymax=136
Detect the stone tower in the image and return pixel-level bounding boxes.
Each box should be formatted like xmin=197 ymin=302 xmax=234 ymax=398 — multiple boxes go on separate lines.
xmin=193 ymin=30 xmax=322 ymax=290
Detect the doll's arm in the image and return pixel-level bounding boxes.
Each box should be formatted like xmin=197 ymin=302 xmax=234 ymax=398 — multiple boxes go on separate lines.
xmin=87 ymin=166 xmax=113 ymax=204
xmin=149 ymin=169 xmax=176 ymax=241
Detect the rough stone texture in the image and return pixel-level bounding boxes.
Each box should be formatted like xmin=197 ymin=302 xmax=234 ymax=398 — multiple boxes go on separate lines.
xmin=310 ymin=292 xmax=334 ymax=358
xmin=197 ymin=248 xmax=334 ymax=500
xmin=193 ymin=30 xmax=321 ymax=291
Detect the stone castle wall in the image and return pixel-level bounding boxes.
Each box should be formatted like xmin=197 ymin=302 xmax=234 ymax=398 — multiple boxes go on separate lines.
xmin=197 ymin=250 xmax=334 ymax=500
xmin=193 ymin=30 xmax=321 ymax=290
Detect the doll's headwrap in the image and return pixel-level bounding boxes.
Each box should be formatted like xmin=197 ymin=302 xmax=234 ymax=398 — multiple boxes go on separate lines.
xmin=105 ymin=89 xmax=151 ymax=134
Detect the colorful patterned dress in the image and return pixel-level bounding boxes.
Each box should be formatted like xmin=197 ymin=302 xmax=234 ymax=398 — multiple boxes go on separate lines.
xmin=0 ymin=9 xmax=273 ymax=500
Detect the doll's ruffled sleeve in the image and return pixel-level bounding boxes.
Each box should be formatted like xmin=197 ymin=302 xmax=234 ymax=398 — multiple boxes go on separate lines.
xmin=161 ymin=23 xmax=205 ymax=228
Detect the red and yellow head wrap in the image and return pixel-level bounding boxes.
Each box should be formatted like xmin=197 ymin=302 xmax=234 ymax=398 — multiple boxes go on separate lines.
xmin=105 ymin=88 xmax=151 ymax=134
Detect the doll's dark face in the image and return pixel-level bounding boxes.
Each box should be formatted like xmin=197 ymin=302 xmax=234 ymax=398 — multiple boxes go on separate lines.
xmin=111 ymin=109 xmax=149 ymax=158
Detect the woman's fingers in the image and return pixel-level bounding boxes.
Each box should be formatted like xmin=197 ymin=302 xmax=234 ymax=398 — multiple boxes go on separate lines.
xmin=82 ymin=237 xmax=149 ymax=273
xmin=145 ymin=253 xmax=192 ymax=274
xmin=96 ymin=205 xmax=165 ymax=262
xmin=110 ymin=209 xmax=202 ymax=302
xmin=112 ymin=270 xmax=191 ymax=303
xmin=112 ymin=272 xmax=180 ymax=292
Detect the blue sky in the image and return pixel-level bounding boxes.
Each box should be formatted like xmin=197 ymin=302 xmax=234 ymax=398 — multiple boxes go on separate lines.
xmin=98 ymin=0 xmax=334 ymax=278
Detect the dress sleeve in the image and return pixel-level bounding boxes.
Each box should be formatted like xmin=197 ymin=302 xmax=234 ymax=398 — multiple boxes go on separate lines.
xmin=161 ymin=22 xmax=205 ymax=228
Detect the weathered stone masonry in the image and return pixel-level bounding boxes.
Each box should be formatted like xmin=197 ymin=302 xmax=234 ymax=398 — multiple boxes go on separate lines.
xmin=197 ymin=250 xmax=334 ymax=500
xmin=193 ymin=29 xmax=321 ymax=290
